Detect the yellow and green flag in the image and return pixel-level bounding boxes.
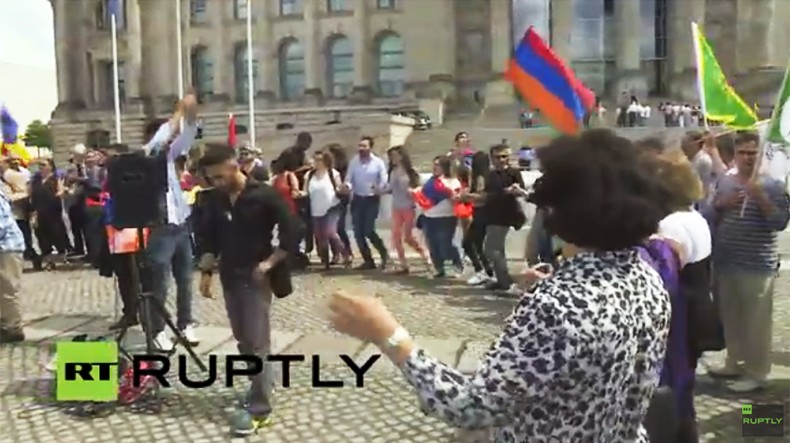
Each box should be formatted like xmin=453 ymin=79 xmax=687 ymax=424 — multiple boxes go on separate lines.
xmin=691 ymin=22 xmax=758 ymax=129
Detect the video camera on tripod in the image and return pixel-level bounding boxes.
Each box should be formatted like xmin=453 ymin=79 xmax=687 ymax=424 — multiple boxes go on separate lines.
xmin=102 ymin=149 xmax=207 ymax=405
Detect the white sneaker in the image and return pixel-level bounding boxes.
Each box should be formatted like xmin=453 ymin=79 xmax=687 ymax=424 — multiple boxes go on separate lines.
xmin=180 ymin=324 xmax=200 ymax=346
xmin=154 ymin=331 xmax=174 ymax=352
xmin=466 ymin=271 xmax=488 ymax=285
xmin=727 ymin=379 xmax=766 ymax=393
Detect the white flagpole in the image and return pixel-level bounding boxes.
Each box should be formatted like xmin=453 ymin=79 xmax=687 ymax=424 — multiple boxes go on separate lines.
xmin=690 ymin=22 xmax=709 ymax=131
xmin=176 ymin=0 xmax=185 ymax=98
xmin=110 ymin=13 xmax=122 ymax=142
xmin=246 ymin=0 xmax=256 ymax=147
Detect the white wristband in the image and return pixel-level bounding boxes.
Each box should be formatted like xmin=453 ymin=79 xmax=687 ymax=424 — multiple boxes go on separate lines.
xmin=385 ymin=326 xmax=410 ymax=349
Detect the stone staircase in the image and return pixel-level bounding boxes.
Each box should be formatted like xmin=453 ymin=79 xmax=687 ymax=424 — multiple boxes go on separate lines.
xmin=50 ymin=102 xmax=417 ymax=160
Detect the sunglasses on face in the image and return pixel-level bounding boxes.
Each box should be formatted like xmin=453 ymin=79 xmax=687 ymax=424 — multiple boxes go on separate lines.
xmin=494 ymin=154 xmax=509 ymax=159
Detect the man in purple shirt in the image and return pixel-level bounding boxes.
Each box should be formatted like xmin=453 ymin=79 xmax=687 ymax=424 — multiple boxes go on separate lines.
xmin=341 ymin=136 xmax=389 ymax=270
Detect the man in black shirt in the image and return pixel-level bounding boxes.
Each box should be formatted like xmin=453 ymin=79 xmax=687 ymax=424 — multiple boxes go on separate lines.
xmin=196 ymin=145 xmax=297 ymax=436
xmin=483 ymin=143 xmax=526 ymax=295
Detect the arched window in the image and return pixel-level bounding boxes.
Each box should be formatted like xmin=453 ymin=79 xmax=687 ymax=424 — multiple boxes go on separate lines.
xmin=279 ymin=39 xmax=305 ymax=101
xmin=375 ymin=33 xmax=404 ymax=97
xmin=326 ymin=36 xmax=353 ymax=98
xmin=190 ymin=46 xmax=214 ymax=103
xmin=234 ymin=43 xmax=258 ymax=103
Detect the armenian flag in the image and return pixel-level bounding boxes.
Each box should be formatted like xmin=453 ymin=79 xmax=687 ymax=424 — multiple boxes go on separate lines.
xmin=0 ymin=107 xmax=33 ymax=166
xmin=505 ymin=27 xmax=594 ymax=135
xmin=412 ymin=176 xmax=471 ymax=218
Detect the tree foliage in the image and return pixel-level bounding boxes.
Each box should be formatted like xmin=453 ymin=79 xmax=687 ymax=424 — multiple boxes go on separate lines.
xmin=23 ymin=120 xmax=52 ymax=148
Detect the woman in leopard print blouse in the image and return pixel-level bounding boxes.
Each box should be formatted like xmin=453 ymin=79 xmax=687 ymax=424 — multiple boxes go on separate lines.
xmin=330 ymin=130 xmax=673 ymax=442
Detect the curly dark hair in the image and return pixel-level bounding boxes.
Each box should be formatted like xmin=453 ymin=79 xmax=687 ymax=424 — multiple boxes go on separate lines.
xmin=529 ymin=129 xmax=671 ymax=251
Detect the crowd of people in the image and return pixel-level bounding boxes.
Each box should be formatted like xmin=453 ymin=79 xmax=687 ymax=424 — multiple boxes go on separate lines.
xmin=0 ymin=92 xmax=787 ymax=441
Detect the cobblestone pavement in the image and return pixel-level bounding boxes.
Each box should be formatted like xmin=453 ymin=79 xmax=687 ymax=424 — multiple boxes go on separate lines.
xmin=1 ymin=232 xmax=789 ymax=442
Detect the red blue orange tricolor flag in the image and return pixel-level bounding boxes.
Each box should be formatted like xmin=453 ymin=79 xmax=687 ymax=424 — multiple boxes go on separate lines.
xmin=505 ymin=27 xmax=594 ymax=135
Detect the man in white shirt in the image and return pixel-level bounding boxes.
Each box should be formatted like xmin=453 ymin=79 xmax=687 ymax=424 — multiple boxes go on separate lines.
xmin=139 ymin=94 xmax=200 ymax=351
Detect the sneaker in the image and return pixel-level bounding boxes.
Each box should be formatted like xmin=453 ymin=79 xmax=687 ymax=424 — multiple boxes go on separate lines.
xmin=706 ymin=363 xmax=743 ymax=378
xmin=153 ymin=331 xmax=174 ymax=352
xmin=466 ymin=271 xmax=489 ymax=286
xmin=108 ymin=316 xmax=139 ymax=331
xmin=726 ymin=378 xmax=766 ymax=393
xmin=355 ymin=262 xmax=376 ymax=271
xmin=484 ymin=281 xmax=505 ymax=291
xmin=229 ymin=409 xmax=272 ymax=436
xmin=0 ymin=328 xmax=25 ymax=344
xmin=432 ymin=272 xmax=447 ymax=279
xmin=179 ymin=324 xmax=200 ymax=346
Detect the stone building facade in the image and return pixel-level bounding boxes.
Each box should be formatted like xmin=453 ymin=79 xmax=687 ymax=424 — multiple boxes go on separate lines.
xmin=50 ymin=0 xmax=788 ymax=154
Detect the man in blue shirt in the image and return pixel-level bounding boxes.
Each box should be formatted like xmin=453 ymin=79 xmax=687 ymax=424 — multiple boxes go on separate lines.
xmin=0 ymin=187 xmax=26 ymax=344
xmin=341 ymin=136 xmax=389 ymax=270
xmin=141 ymin=93 xmax=199 ymax=351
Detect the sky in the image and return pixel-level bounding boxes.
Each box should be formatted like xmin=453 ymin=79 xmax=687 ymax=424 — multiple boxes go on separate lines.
xmin=0 ymin=0 xmax=57 ymax=132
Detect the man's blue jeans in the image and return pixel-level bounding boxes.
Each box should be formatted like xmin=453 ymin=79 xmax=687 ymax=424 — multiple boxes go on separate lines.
xmin=350 ymin=195 xmax=388 ymax=265
xmin=146 ymin=223 xmax=194 ymax=332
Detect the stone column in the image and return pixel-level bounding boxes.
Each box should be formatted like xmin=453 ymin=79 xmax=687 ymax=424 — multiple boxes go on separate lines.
xmin=760 ymin=0 xmax=789 ymax=69
xmin=140 ymin=0 xmax=178 ymax=110
xmin=125 ymin=0 xmax=142 ymax=102
xmin=303 ymin=0 xmax=323 ymax=104
xmin=73 ymin=0 xmax=92 ymax=109
xmin=484 ymin=0 xmax=515 ymax=106
xmin=612 ymin=0 xmax=647 ymax=98
xmin=52 ymin=0 xmax=70 ymax=106
xmin=550 ymin=0 xmax=573 ymax=62
xmin=667 ymin=0 xmax=705 ymax=99
xmin=349 ymin=0 xmax=371 ymax=103
xmin=209 ymin=0 xmax=229 ymax=102
xmin=257 ymin=0 xmax=277 ymax=106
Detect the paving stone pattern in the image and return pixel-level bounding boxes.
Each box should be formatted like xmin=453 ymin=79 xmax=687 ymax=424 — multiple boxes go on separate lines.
xmin=2 ymin=245 xmax=790 ymax=441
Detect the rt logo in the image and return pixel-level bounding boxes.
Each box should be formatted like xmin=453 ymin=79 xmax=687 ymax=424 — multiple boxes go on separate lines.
xmin=56 ymin=341 xmax=119 ymax=402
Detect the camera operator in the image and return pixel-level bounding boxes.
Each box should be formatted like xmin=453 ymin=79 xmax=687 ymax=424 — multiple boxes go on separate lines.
xmin=196 ymin=144 xmax=297 ymax=436
xmin=140 ymin=93 xmax=200 ymax=351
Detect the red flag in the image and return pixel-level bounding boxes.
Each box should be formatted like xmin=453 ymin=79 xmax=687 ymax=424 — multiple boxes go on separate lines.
xmin=227 ymin=114 xmax=237 ymax=147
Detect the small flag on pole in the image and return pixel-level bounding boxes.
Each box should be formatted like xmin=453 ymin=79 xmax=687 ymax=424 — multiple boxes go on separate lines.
xmin=766 ymin=63 xmax=790 ymax=145
xmin=227 ymin=114 xmax=237 ymax=147
xmin=691 ymin=22 xmax=758 ymax=129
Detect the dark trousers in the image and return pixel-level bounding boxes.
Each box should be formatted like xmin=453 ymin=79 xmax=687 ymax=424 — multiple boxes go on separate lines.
xmin=15 ymin=219 xmax=38 ymax=260
xmin=68 ymin=203 xmax=86 ymax=255
xmin=220 ymin=270 xmax=274 ymax=417
xmin=423 ymin=216 xmax=462 ymax=274
xmin=349 ymin=195 xmax=387 ymax=265
xmin=335 ymin=200 xmax=351 ymax=256
xmin=113 ymin=252 xmax=153 ymax=320
xmin=35 ymin=214 xmax=70 ymax=257
xmin=84 ymin=206 xmax=104 ymax=267
xmin=462 ymin=212 xmax=491 ymax=275
xmin=298 ymin=199 xmax=313 ymax=254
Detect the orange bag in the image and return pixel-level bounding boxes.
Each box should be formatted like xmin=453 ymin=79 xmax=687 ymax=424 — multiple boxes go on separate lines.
xmin=106 ymin=227 xmax=150 ymax=254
